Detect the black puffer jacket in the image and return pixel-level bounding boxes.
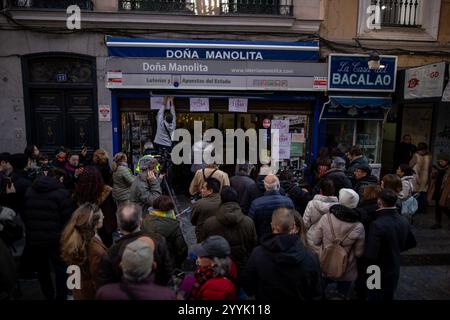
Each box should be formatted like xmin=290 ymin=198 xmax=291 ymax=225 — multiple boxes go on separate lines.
xmin=200 ymin=202 xmax=257 ymax=279
xmin=281 ymin=180 xmax=311 ymax=215
xmin=243 ymin=233 xmax=322 ymax=301
xmin=354 ymin=199 xmax=379 ymax=236
xmin=354 ymin=175 xmax=379 ymax=198
xmin=312 ymin=169 xmax=353 ymax=197
xmin=23 ymin=176 xmax=74 ymax=246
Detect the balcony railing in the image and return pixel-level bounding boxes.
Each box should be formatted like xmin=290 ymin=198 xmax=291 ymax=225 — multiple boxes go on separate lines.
xmin=371 ymin=0 xmax=421 ymax=27
xmin=119 ymin=0 xmax=293 ymax=16
xmin=10 ymin=0 xmax=94 ymax=10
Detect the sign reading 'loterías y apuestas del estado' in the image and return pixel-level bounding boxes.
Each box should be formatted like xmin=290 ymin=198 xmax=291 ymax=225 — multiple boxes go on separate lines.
xmin=328 ymin=54 xmax=397 ymax=92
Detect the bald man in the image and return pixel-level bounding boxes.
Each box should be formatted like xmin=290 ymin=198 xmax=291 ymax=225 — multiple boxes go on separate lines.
xmin=243 ymin=208 xmax=323 ymax=300
xmin=248 ymin=174 xmax=294 ymax=242
xmin=96 ymin=202 xmax=174 ymax=289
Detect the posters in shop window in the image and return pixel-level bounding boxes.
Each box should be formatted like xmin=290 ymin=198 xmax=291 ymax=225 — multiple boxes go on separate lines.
xmin=150 ymin=96 xmax=164 ymax=110
xmin=190 ymin=98 xmax=210 ymax=112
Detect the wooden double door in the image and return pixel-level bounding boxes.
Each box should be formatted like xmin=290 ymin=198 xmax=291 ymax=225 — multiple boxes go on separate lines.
xmin=29 ymin=89 xmax=98 ymax=156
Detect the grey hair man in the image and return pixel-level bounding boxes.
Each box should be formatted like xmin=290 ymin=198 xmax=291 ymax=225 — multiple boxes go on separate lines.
xmin=129 ymin=156 xmax=162 ymax=211
xmin=96 ymin=202 xmax=174 ymax=289
xmin=249 ymin=174 xmax=294 ymax=242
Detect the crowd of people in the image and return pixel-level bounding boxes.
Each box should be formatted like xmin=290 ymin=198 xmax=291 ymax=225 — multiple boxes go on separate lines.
xmin=0 ymin=137 xmax=449 ymax=301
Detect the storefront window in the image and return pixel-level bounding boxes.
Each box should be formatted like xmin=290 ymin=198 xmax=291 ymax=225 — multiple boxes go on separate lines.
xmin=326 ymin=120 xmax=382 ymax=163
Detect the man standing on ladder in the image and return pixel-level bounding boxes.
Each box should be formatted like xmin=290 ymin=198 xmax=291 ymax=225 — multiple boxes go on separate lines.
xmin=154 ymin=96 xmax=176 ymax=191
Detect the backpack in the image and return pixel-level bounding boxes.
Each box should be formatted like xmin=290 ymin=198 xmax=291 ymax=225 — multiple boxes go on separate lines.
xmin=401 ymin=194 xmax=419 ymax=218
xmin=319 ymin=214 xmax=357 ymax=280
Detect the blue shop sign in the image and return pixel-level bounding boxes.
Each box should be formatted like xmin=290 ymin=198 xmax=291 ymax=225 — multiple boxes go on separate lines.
xmin=106 ymin=37 xmax=320 ymax=61
xmin=328 ymin=54 xmax=397 ymax=92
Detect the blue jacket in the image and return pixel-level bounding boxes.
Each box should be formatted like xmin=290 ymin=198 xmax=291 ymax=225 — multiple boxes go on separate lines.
xmin=248 ymin=191 xmax=294 ymax=242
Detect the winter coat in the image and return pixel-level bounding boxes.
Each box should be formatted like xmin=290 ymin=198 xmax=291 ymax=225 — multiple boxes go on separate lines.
xmin=96 ymin=274 xmax=176 ymax=300
xmin=191 ymin=276 xmax=237 ymax=300
xmin=284 ymin=183 xmax=312 ymax=216
xmin=241 ymin=175 xmax=267 ymax=214
xmin=73 ymin=236 xmax=107 ymax=300
xmin=346 ymin=156 xmax=369 ymax=179
xmin=230 ymin=173 xmax=255 ymax=212
xmin=189 ymin=168 xmax=230 ymax=196
xmin=154 ymin=103 xmax=176 ymax=148
xmin=427 ymin=165 xmax=450 ymax=208
xmin=410 ymin=152 xmax=432 ymax=192
xmin=248 ymin=191 xmax=294 ymax=242
xmin=399 ymin=175 xmax=415 ymax=201
xmin=0 ymin=238 xmax=16 ymax=299
xmin=63 ymin=162 xmax=78 ymax=190
xmin=312 ymin=169 xmax=352 ymax=197
xmin=365 ymin=208 xmax=416 ymax=290
xmin=142 ymin=212 xmax=188 ymax=268
xmin=112 ymin=165 xmax=135 ymax=203
xmin=354 ymin=200 xmax=379 ymax=237
xmin=311 ymin=206 xmax=365 ymax=282
xmin=354 ymin=175 xmax=379 ymax=198
xmin=242 ymin=233 xmax=322 ymax=301
xmin=200 ymin=202 xmax=257 ymax=279
xmin=190 ymin=193 xmax=221 ymax=241
xmin=95 ymin=164 xmax=113 ymax=187
xmin=23 ymin=175 xmax=75 ymax=246
xmin=7 ymin=170 xmax=32 ymax=217
xmin=129 ymin=174 xmax=162 ymax=211
xmin=303 ymin=195 xmax=339 ymax=255
xmin=96 ymin=231 xmax=174 ymax=288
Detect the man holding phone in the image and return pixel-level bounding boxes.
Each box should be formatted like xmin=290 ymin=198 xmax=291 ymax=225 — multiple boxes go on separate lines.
xmin=129 ymin=156 xmax=162 ymax=211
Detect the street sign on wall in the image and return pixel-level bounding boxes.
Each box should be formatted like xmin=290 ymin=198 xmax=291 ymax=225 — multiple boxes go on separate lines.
xmin=328 ymin=54 xmax=397 ymax=92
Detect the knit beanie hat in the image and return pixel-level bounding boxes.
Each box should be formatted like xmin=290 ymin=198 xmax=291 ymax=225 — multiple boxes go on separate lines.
xmin=339 ymin=188 xmax=360 ymax=209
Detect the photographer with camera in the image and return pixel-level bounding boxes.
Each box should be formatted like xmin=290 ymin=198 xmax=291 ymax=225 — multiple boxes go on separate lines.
xmin=129 ymin=156 xmax=162 ymax=212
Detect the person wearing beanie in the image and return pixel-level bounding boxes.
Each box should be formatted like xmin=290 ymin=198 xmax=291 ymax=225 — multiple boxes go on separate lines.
xmin=96 ymin=237 xmax=176 ymax=300
xmin=353 ymin=164 xmax=379 ymax=199
xmin=200 ymin=186 xmax=257 ymax=280
xmin=428 ymin=152 xmax=450 ymax=229
xmin=312 ymin=157 xmax=352 ymax=197
xmin=311 ymin=188 xmax=365 ymax=299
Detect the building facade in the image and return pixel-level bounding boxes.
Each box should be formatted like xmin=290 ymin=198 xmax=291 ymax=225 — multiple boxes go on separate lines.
xmin=320 ymin=0 xmax=450 ymax=172
xmin=1 ymin=0 xmax=449 ymax=176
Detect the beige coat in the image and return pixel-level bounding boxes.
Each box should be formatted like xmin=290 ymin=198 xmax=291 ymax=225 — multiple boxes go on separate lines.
xmin=311 ymin=214 xmax=365 ymax=282
xmin=410 ymin=152 xmax=432 ymax=192
xmin=189 ymin=167 xmax=230 ymax=196
xmin=303 ymin=195 xmax=339 ymax=256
